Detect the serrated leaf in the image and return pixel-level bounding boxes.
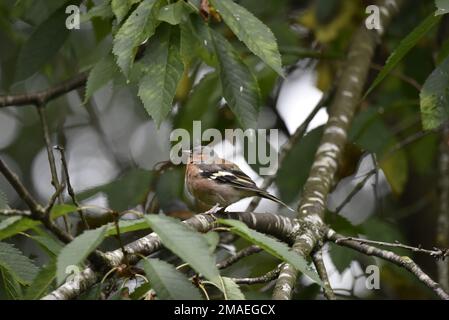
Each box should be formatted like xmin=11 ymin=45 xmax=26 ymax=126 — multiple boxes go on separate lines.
xmin=0 ymin=242 xmax=38 ymax=286
xmin=113 ymin=0 xmax=162 ymax=77
xmin=138 ymin=25 xmax=184 ymax=126
xmin=212 ymin=31 xmax=260 ymax=129
xmin=158 ymin=1 xmax=193 ymax=25
xmin=179 ymin=17 xmax=216 ymax=66
xmin=218 ymin=219 xmax=322 ymax=285
xmin=420 ymin=55 xmax=449 ymax=130
xmin=111 ymin=0 xmax=138 ymax=23
xmin=436 ymin=0 xmax=449 ymax=15
xmin=144 ymin=215 xmax=221 ymax=287
xmin=365 ymin=13 xmax=441 ymax=97
xmin=56 ymin=225 xmax=107 ymax=285
xmin=210 ymin=0 xmax=283 ymax=76
xmin=143 ymin=258 xmax=202 ymax=300
xmin=15 ymin=1 xmax=74 ymax=81
xmin=24 ymin=261 xmax=56 ymax=300
xmin=105 ymin=218 xmax=150 ymax=237
xmin=222 ymin=277 xmax=245 ymax=300
xmin=0 ymin=266 xmax=22 ymax=300
xmin=84 ymin=55 xmax=119 ymax=103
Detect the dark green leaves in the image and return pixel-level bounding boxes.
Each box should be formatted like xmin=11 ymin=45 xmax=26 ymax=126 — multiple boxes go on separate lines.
xmin=24 ymin=261 xmax=57 ymax=299
xmin=56 ymin=225 xmax=107 ymax=285
xmin=138 ymin=26 xmax=184 ymax=127
xmin=144 ymin=215 xmax=221 ymax=287
xmin=365 ymin=13 xmax=441 ymax=97
xmin=420 ymin=55 xmax=449 ymax=130
xmin=158 ymin=2 xmax=193 ymax=25
xmin=218 ymin=219 xmax=322 ymax=285
xmin=113 ymin=0 xmax=162 ymax=77
xmin=142 ymin=258 xmax=202 ymax=300
xmin=212 ymin=31 xmax=260 ymax=129
xmin=0 ymin=242 xmax=38 ymax=286
xmin=15 ymin=2 xmax=74 ymax=81
xmin=210 ymin=0 xmax=283 ymax=76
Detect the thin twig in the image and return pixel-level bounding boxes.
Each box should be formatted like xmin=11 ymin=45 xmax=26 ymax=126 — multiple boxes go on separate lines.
xmin=370 ymin=63 xmax=422 ymax=91
xmin=36 ymin=105 xmax=70 ymax=231
xmin=217 ymin=245 xmax=262 ymax=269
xmin=54 ymin=146 xmax=90 ymax=229
xmin=312 ymin=247 xmax=336 ymax=300
xmin=327 ymin=229 xmax=449 ymax=300
xmin=334 ymin=236 xmax=449 ymax=260
xmin=0 ymin=209 xmax=32 ymax=217
xmin=334 ymin=169 xmax=377 ymax=214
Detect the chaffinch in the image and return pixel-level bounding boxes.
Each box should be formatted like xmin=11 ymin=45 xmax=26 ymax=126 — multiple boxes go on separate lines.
xmin=184 ymin=146 xmax=294 ymax=212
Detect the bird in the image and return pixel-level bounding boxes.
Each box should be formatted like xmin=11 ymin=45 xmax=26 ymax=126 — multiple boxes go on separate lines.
xmin=184 ymin=146 xmax=295 ymax=213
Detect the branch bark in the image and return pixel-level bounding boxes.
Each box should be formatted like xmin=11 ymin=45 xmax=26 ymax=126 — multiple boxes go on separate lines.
xmin=42 ymin=211 xmax=298 ymax=300
xmin=272 ymin=0 xmax=404 ymax=299
xmin=327 ymin=229 xmax=449 ymax=300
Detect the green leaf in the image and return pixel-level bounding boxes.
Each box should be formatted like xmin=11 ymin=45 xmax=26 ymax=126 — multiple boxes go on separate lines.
xmin=180 ymin=16 xmax=216 ymax=66
xmin=204 ymin=231 xmax=220 ymax=254
xmin=158 ymin=1 xmax=193 ymax=25
xmin=142 ymin=258 xmax=202 ymax=300
xmin=212 ymin=31 xmax=260 ymax=129
xmin=138 ymin=25 xmax=184 ymax=126
xmin=112 ymin=0 xmax=139 ymax=23
xmin=24 ymin=261 xmax=56 ymax=300
xmin=78 ymin=169 xmax=153 ymax=212
xmin=218 ymin=219 xmax=322 ymax=285
xmin=365 ymin=13 xmax=442 ymax=97
xmin=105 ymin=218 xmax=150 ymax=237
xmin=420 ymin=55 xmax=449 ymax=130
xmin=0 ymin=266 xmax=22 ymax=300
xmin=0 ymin=242 xmax=38 ymax=285
xmin=56 ymin=225 xmax=107 ymax=285
xmin=436 ymin=0 xmax=449 ymax=15
xmin=84 ymin=55 xmax=119 ymax=103
xmin=328 ymin=243 xmax=358 ymax=273
xmin=50 ymin=204 xmax=79 ymax=220
xmin=210 ymin=0 xmax=283 ymax=76
xmin=26 ymin=233 xmax=63 ymax=257
xmin=222 ymin=277 xmax=245 ymax=300
xmin=144 ymin=215 xmax=221 ymax=286
xmin=113 ymin=0 xmax=162 ymax=77
xmin=0 ymin=217 xmax=39 ymax=241
xmin=15 ymin=1 xmax=73 ymax=81
xmin=82 ymin=0 xmax=114 ymax=22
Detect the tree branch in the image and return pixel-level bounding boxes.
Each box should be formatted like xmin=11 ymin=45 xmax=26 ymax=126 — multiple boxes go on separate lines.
xmin=312 ymin=247 xmax=336 ymax=300
xmin=231 ymin=265 xmax=281 ymax=285
xmin=272 ymin=0 xmax=404 ymax=299
xmin=327 ymin=229 xmax=449 ymax=300
xmin=43 ymin=211 xmax=299 ymax=300
xmin=0 ymin=73 xmax=87 ymax=108
xmin=217 ymin=245 xmax=262 ymax=269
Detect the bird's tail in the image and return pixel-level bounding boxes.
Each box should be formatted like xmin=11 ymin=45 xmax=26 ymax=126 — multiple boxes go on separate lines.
xmin=257 ymin=191 xmax=296 ymax=212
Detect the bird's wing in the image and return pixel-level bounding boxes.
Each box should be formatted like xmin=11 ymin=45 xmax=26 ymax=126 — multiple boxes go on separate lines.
xmin=196 ymin=163 xmax=259 ymax=191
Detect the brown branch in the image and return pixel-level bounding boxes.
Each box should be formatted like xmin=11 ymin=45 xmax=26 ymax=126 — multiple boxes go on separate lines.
xmin=0 ymin=73 xmax=87 ymax=108
xmin=272 ymin=0 xmax=404 ymax=299
xmin=312 ymin=247 xmax=336 ymax=300
xmin=217 ymin=245 xmax=262 ymax=269
xmin=327 ymin=229 xmax=449 ymax=300
xmin=0 ymin=209 xmax=32 ymax=217
xmin=335 ymin=236 xmax=449 ymax=260
xmin=370 ymin=63 xmax=422 ymax=91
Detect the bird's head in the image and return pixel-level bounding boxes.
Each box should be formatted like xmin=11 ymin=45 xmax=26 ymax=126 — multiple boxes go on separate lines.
xmin=183 ymin=146 xmax=218 ymax=164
